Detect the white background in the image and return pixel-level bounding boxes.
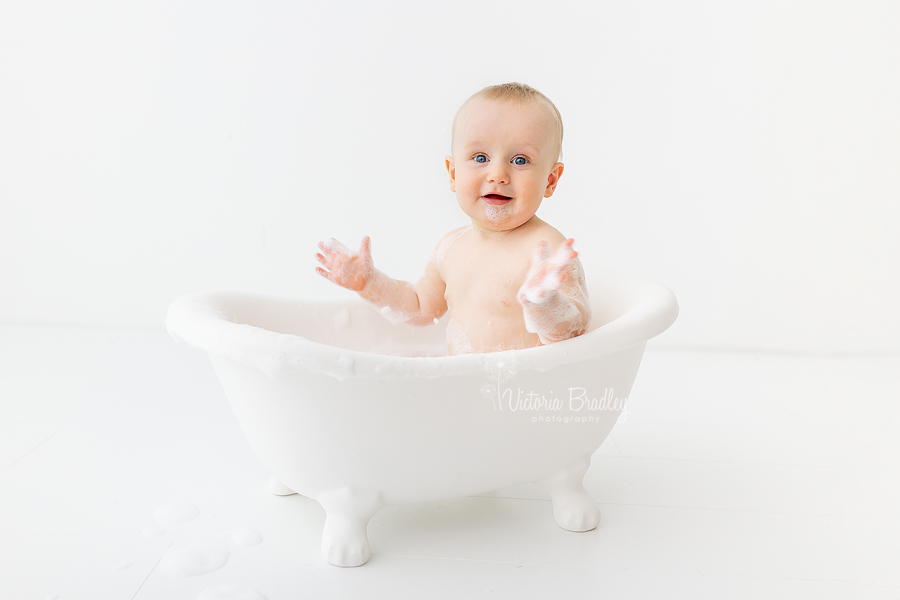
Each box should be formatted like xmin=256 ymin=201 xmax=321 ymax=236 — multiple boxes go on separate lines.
xmin=2 ymin=0 xmax=898 ymax=353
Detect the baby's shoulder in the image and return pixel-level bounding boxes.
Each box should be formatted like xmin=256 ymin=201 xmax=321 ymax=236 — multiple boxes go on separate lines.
xmin=437 ymin=224 xmax=472 ymax=245
xmin=431 ymin=224 xmax=472 ymax=269
xmin=524 ymin=218 xmax=567 ymax=248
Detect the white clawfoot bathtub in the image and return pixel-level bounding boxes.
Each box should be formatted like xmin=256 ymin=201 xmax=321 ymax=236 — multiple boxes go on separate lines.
xmin=165 ymin=268 xmax=678 ymax=567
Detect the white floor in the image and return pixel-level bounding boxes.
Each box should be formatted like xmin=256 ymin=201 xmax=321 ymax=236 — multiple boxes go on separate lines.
xmin=1 ymin=324 xmax=898 ymax=599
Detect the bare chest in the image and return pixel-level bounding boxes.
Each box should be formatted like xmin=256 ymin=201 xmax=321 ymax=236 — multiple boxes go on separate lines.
xmin=441 ymin=240 xmax=531 ymax=315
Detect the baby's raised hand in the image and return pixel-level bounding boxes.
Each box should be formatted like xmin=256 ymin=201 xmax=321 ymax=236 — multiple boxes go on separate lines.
xmin=315 ymin=236 xmax=374 ymax=292
xmin=517 ymin=239 xmax=578 ymax=305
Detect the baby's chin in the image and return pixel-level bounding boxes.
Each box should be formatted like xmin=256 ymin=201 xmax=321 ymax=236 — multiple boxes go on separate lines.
xmin=458 ymin=198 xmax=538 ymax=232
xmin=479 ymin=203 xmax=535 ymax=230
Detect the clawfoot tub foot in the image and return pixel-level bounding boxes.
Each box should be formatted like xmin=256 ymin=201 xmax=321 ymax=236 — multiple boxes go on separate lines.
xmin=268 ymin=476 xmax=299 ymax=496
xmin=536 ymin=454 xmax=601 ymax=532
xmin=317 ymin=487 xmax=385 ymax=567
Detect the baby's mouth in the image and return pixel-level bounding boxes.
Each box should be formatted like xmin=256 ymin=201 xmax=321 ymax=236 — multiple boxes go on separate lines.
xmin=482 ymin=194 xmax=512 ymax=205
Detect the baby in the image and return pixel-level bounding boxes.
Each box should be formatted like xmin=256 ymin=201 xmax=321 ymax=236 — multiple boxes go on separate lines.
xmin=315 ymin=82 xmax=590 ymax=356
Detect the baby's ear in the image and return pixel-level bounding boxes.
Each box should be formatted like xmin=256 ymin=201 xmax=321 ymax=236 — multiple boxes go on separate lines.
xmin=445 ymin=156 xmax=456 ymax=193
xmin=544 ymin=162 xmax=564 ymax=198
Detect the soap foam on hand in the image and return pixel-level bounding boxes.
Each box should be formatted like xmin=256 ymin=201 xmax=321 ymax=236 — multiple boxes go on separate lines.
xmin=518 ymin=239 xmax=575 ymax=305
xmin=315 ymin=237 xmax=374 ymax=292
xmin=521 ymin=288 xmax=584 ymax=344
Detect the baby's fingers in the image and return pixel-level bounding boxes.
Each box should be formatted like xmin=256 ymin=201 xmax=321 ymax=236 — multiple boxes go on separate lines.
xmin=531 ymin=240 xmax=550 ymax=264
xmin=318 ymin=238 xmax=350 ymax=258
xmin=523 ymin=241 xmax=550 ymax=282
xmin=549 ymin=239 xmax=577 ymax=271
xmin=315 ymin=266 xmax=335 ymax=282
xmin=358 ymin=236 xmax=372 ymax=264
xmin=314 ymin=252 xmax=333 ymax=269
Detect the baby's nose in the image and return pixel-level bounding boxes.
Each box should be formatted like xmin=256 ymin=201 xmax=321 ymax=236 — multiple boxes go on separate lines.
xmin=487 ymin=164 xmax=510 ymax=184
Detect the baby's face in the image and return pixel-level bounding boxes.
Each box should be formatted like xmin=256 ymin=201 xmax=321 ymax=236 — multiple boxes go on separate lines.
xmin=446 ymin=98 xmax=563 ymax=233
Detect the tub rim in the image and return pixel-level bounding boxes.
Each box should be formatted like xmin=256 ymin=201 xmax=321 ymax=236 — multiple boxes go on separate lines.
xmin=165 ymin=267 xmax=678 ymax=381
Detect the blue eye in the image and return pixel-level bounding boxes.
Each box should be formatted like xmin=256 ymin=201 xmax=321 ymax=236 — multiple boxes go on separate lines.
xmin=474 ymin=154 xmax=488 ymax=163
xmin=513 ymin=156 xmax=527 ymax=165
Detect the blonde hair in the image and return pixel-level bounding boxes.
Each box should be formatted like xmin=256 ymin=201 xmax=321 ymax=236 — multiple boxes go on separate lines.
xmin=451 ymin=82 xmax=564 ymax=160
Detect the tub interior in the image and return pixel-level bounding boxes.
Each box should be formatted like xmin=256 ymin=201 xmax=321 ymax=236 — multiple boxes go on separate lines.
xmin=209 ymin=272 xmax=639 ymax=357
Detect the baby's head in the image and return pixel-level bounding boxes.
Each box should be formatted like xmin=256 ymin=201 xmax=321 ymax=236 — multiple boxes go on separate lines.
xmin=452 ymin=83 xmax=564 ymax=161
xmin=446 ymin=83 xmax=565 ymax=233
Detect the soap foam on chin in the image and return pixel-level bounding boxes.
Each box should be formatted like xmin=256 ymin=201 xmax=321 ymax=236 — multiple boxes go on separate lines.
xmin=483 ymin=201 xmax=519 ymax=224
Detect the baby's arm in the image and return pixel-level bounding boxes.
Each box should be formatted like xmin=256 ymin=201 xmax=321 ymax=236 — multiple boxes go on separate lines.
xmin=516 ymin=239 xmax=592 ymax=344
xmin=315 ymin=236 xmax=447 ymax=326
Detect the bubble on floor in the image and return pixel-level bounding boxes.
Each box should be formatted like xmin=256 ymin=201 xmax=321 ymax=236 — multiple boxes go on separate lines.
xmin=114 ymin=560 xmax=132 ymax=570
xmin=197 ymin=585 xmax=268 ymax=600
xmin=141 ymin=524 xmax=166 ymax=538
xmin=154 ymin=502 xmax=200 ymax=525
xmin=218 ymin=528 xmax=263 ymax=547
xmin=159 ymin=542 xmax=230 ymax=577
